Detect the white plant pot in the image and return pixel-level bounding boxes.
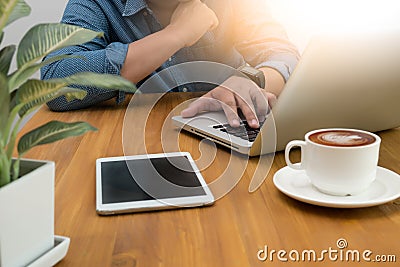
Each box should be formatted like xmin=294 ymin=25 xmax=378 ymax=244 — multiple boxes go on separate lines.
xmin=0 ymin=159 xmax=55 ymax=267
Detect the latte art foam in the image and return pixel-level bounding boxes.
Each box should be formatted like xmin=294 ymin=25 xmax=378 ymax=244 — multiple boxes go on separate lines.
xmin=309 ymin=130 xmax=376 ymax=147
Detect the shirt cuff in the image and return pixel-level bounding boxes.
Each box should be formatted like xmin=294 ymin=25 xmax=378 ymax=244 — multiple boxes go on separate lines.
xmin=105 ymin=42 xmax=129 ymax=104
xmin=105 ymin=42 xmax=129 ymax=74
xmin=255 ymin=54 xmax=298 ymax=82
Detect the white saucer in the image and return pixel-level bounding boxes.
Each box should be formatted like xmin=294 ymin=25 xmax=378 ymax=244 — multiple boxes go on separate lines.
xmin=273 ymin=166 xmax=400 ymax=208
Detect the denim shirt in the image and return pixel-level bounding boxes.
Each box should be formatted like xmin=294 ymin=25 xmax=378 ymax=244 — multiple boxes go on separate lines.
xmin=41 ymin=0 xmax=299 ymax=111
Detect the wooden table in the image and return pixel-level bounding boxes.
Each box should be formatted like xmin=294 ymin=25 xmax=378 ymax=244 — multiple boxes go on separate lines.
xmin=19 ymin=93 xmax=400 ymax=267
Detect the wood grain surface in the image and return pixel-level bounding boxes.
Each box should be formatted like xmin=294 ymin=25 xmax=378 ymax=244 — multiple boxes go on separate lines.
xmin=18 ymin=92 xmax=400 ymax=267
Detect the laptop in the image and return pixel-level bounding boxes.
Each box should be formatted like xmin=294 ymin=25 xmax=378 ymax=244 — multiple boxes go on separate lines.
xmin=172 ymin=32 xmax=400 ymax=156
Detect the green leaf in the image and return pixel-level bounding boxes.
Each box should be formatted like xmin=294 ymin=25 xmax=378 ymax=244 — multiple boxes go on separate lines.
xmin=61 ymin=87 xmax=88 ymax=101
xmin=5 ymin=0 xmax=30 ymax=27
xmin=50 ymin=72 xmax=137 ymax=93
xmin=17 ymin=23 xmax=103 ymax=69
xmin=18 ymin=121 xmax=97 ymax=156
xmin=0 ymin=0 xmax=20 ymax=32
xmin=8 ymin=89 xmax=17 ymax=112
xmin=0 ymin=73 xmax=9 ymax=136
xmin=16 ymin=79 xmax=87 ymax=117
xmin=0 ymin=44 xmax=15 ymax=75
xmin=9 ymin=54 xmax=83 ymax=91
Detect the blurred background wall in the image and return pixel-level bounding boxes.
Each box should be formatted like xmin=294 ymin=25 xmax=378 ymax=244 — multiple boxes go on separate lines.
xmin=3 ymin=0 xmax=68 ymax=78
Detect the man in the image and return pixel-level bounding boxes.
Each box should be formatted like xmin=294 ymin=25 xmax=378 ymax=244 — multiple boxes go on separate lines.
xmin=41 ymin=0 xmax=299 ymax=128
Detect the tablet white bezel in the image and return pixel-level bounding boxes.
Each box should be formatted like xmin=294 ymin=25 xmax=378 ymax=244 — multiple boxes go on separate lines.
xmin=96 ymin=152 xmax=214 ymax=215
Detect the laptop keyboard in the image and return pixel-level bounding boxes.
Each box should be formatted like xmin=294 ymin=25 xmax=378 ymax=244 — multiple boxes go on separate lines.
xmin=212 ymin=120 xmax=264 ymax=142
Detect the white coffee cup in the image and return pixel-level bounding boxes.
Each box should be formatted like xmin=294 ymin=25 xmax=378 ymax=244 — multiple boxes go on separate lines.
xmin=285 ymin=128 xmax=381 ymax=196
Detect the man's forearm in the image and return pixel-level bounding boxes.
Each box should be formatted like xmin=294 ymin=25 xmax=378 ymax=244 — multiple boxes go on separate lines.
xmin=120 ymin=26 xmax=185 ymax=84
xmin=259 ymin=67 xmax=285 ymax=97
xmin=121 ymin=0 xmax=218 ymax=84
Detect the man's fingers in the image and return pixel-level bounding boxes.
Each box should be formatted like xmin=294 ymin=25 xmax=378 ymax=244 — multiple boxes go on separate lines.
xmin=252 ymin=89 xmax=269 ymax=121
xmin=181 ymin=93 xmax=228 ymax=117
xmin=209 ymin=10 xmax=219 ymax=30
xmin=221 ymin=101 xmax=240 ymax=127
xmin=211 ymin=87 xmax=240 ymax=127
xmin=180 ymin=76 xmax=275 ymax=129
xmin=181 ymin=97 xmax=213 ymax=117
xmin=236 ymin=94 xmax=259 ymax=128
xmin=266 ymin=92 xmax=277 ymax=108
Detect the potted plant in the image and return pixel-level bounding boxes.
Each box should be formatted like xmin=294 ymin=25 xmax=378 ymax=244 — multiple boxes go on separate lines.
xmin=0 ymin=0 xmax=136 ymax=266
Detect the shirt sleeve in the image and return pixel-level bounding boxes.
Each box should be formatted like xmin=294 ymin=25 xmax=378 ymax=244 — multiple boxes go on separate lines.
xmin=232 ymin=0 xmax=300 ymax=82
xmin=40 ymin=0 xmax=129 ymax=111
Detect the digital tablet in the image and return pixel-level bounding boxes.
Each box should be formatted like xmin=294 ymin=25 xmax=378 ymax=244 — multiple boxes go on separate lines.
xmin=96 ymin=152 xmax=214 ymax=215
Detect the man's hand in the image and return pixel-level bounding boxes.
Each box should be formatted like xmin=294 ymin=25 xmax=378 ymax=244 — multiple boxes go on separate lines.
xmin=169 ymin=0 xmax=219 ymax=47
xmin=181 ymin=76 xmax=277 ymax=128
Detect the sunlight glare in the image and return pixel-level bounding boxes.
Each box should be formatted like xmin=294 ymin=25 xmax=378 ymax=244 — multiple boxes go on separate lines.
xmin=272 ymin=0 xmax=400 ymax=34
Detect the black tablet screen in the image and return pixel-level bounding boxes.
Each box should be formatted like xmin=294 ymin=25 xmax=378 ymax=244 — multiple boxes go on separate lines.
xmin=101 ymin=156 xmax=207 ymax=204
